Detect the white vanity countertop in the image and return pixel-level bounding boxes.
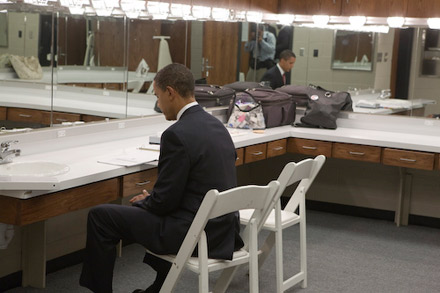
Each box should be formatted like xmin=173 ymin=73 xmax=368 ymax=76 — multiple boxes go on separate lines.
xmin=1 ymin=113 xmax=440 ymax=199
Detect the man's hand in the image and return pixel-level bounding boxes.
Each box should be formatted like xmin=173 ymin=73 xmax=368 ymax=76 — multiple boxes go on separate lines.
xmin=129 ymin=189 xmax=150 ymax=203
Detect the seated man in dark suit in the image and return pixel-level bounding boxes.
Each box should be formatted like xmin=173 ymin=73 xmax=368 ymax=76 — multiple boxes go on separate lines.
xmin=261 ymin=49 xmax=296 ymax=90
xmin=79 ymin=63 xmax=243 ymax=293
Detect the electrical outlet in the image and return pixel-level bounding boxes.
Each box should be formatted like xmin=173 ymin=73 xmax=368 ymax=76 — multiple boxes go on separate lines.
xmin=118 ymin=122 xmax=125 ymax=129
xmin=57 ymin=130 xmax=66 ymax=138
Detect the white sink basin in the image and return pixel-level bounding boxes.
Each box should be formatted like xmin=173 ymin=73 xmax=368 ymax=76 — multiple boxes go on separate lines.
xmin=0 ymin=161 xmax=70 ymax=177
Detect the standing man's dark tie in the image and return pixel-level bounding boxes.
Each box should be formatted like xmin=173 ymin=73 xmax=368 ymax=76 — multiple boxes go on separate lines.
xmin=282 ymin=73 xmax=286 ymax=85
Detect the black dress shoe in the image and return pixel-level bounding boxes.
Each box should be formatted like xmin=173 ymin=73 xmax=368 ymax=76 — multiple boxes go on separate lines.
xmin=132 ymin=289 xmax=145 ymax=293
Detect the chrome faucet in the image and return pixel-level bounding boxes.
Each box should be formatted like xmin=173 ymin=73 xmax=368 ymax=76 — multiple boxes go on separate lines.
xmin=0 ymin=140 xmax=21 ymax=164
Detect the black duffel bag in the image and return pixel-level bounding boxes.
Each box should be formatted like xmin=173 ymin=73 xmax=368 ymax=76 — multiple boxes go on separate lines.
xmin=224 ymin=81 xmax=271 ymax=92
xmin=295 ymin=85 xmax=353 ymax=129
xmin=229 ymin=88 xmax=296 ymax=128
xmin=194 ymin=84 xmax=236 ymax=108
xmin=275 ymin=85 xmax=310 ymax=107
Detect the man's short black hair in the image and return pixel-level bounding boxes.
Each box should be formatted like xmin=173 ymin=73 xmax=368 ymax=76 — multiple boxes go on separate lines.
xmin=154 ymin=63 xmax=195 ymax=98
xmin=280 ymin=50 xmax=296 ymax=60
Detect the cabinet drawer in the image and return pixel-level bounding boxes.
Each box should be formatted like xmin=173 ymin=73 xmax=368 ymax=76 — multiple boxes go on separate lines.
xmin=42 ymin=111 xmax=81 ymax=125
xmin=287 ymin=138 xmax=332 ymax=157
xmin=382 ymin=148 xmax=435 ymax=170
xmin=122 ymin=168 xmax=158 ymax=197
xmin=332 ymin=143 xmax=381 ymax=163
xmin=244 ymin=143 xmax=267 ymax=163
xmin=267 ymin=139 xmax=287 ymax=158
xmin=0 ymin=107 xmax=6 ymax=120
xmin=0 ymin=178 xmax=120 ymax=226
xmin=81 ymin=114 xmax=107 ymax=122
xmin=7 ymin=107 xmax=46 ymax=124
xmin=235 ymin=148 xmax=244 ymax=166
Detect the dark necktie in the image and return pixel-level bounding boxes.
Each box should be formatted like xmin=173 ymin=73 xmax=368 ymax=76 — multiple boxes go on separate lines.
xmin=283 ymin=73 xmax=286 ymax=85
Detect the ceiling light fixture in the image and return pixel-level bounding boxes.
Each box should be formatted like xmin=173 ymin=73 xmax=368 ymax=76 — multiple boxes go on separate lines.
xmin=387 ymin=17 xmax=405 ymax=28
xmin=277 ymin=14 xmax=295 ymax=25
xmin=349 ymin=16 xmax=367 ymax=27
xmin=427 ymin=18 xmax=440 ymax=29
xmin=246 ymin=11 xmax=263 ymax=23
xmin=313 ymin=15 xmax=330 ymax=27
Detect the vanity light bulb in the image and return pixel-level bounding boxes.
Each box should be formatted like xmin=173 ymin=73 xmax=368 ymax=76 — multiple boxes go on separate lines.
xmin=349 ymin=16 xmax=367 ymax=27
xmin=427 ymin=18 xmax=440 ymax=30
xmin=387 ymin=17 xmax=405 ymax=28
xmin=192 ymin=5 xmax=211 ymax=20
xmin=277 ymin=14 xmax=295 ymax=25
xmin=313 ymin=15 xmax=330 ymax=27
xmin=246 ymin=11 xmax=263 ymax=23
xmin=147 ymin=1 xmax=169 ymax=15
xmin=170 ymin=4 xmax=191 ymax=18
xmin=212 ymin=8 xmax=230 ymax=21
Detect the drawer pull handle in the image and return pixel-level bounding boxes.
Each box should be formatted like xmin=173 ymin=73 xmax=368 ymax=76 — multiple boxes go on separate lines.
xmin=135 ymin=180 xmax=151 ymax=186
xmin=400 ymin=158 xmax=416 ymax=162
xmin=302 ymin=146 xmax=317 ymax=150
xmin=252 ymin=151 xmax=263 ymax=156
xmin=19 ymin=114 xmax=32 ymax=118
xmin=349 ymin=151 xmax=365 ymax=156
xmin=236 ymin=157 xmax=240 ymax=161
xmin=273 ymin=146 xmax=284 ymax=151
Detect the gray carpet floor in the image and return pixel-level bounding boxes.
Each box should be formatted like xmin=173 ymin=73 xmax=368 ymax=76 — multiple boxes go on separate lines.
xmin=6 ymin=210 xmax=440 ymax=293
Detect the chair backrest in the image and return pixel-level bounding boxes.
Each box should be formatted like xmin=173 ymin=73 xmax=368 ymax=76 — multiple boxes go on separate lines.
xmin=278 ymin=155 xmax=326 ymax=213
xmin=164 ymin=181 xmax=280 ymax=291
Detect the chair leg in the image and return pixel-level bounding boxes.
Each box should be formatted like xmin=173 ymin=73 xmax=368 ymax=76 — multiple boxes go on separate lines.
xmin=199 ymin=232 xmax=209 ymax=293
xmin=213 ymin=266 xmax=240 ymax=293
xmin=258 ymin=232 xmax=276 ymax=270
xmin=300 ymin=215 xmax=307 ymax=288
xmin=275 ymin=229 xmax=284 ymax=293
xmin=249 ymin=219 xmax=259 ymax=293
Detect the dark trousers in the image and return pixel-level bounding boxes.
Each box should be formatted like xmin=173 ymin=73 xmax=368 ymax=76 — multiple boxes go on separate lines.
xmin=79 ymin=204 xmax=174 ymax=293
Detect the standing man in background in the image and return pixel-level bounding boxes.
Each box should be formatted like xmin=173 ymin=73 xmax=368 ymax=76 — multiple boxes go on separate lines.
xmin=261 ymin=49 xmax=296 ymax=90
xmin=245 ymin=25 xmax=276 ymax=82
xmin=79 ymin=63 xmax=243 ymax=293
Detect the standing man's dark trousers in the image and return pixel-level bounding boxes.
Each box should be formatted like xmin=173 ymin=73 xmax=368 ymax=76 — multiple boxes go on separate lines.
xmin=79 ymin=204 xmax=180 ymax=293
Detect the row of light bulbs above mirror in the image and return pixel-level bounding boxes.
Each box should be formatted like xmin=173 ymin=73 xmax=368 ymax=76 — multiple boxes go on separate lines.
xmin=2 ymin=0 xmax=440 ymax=33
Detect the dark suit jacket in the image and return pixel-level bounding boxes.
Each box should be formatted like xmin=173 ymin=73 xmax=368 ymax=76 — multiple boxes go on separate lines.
xmin=261 ymin=65 xmax=290 ymax=90
xmin=134 ymin=105 xmax=243 ymax=260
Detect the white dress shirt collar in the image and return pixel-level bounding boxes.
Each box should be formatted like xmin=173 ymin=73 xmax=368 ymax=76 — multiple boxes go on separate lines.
xmin=177 ymin=101 xmax=198 ymax=120
xmin=277 ymin=63 xmax=285 ymax=77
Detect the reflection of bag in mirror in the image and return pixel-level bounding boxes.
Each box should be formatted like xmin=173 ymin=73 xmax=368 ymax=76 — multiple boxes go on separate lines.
xmin=135 ymin=58 xmax=150 ymax=77
xmin=227 ymin=93 xmax=265 ymax=130
xmin=9 ymin=55 xmax=43 ymax=80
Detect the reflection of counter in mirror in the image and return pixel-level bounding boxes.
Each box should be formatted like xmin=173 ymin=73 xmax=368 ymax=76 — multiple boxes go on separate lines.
xmin=0 ymin=80 xmax=159 ymax=131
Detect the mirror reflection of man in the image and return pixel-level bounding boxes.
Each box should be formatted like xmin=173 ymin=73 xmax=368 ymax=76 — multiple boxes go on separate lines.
xmin=244 ymin=25 xmax=276 ymax=82
xmin=261 ymin=50 xmax=296 ymax=90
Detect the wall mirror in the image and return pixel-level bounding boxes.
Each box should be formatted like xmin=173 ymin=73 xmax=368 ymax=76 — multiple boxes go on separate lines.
xmin=332 ymin=30 xmax=374 ymax=71
xmin=2 ymin=3 xmax=440 ymax=137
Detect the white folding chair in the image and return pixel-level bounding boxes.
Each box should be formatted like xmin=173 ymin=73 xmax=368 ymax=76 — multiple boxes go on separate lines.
xmin=147 ymin=180 xmax=280 ymax=293
xmin=240 ymin=155 xmax=326 ymax=292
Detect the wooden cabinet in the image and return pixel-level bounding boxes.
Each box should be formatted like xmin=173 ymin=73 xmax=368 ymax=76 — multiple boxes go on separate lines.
xmin=341 ymin=0 xmax=408 ymax=17
xmin=235 ymin=148 xmax=244 ymax=166
xmin=0 ymin=107 xmax=6 ymax=120
xmin=244 ymin=143 xmax=267 ymax=163
xmin=122 ymin=169 xmax=158 ymax=197
xmin=81 ymin=114 xmax=107 ymax=122
xmin=382 ymin=148 xmax=435 ymax=170
xmin=251 ymin=0 xmax=278 ymax=13
xmin=406 ymin=0 xmax=440 ymax=18
xmin=42 ymin=111 xmax=81 ymax=125
xmin=332 ymin=143 xmax=382 ymax=163
xmin=279 ymin=0 xmax=342 ymax=15
xmin=267 ymin=139 xmax=287 ymax=158
xmin=287 ymin=138 xmax=332 ymax=157
xmin=7 ymin=107 xmax=45 ymax=124
xmin=0 ymin=178 xmax=120 ymax=226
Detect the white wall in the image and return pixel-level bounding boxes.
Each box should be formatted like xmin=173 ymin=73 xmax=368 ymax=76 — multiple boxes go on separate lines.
xmin=292 ymin=27 xmax=394 ymax=92
xmin=0 ymin=12 xmax=39 ymax=57
xmin=409 ymin=28 xmax=440 ymax=116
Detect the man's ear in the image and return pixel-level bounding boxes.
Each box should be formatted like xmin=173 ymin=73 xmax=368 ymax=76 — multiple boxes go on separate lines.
xmin=166 ymin=86 xmax=177 ymax=100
